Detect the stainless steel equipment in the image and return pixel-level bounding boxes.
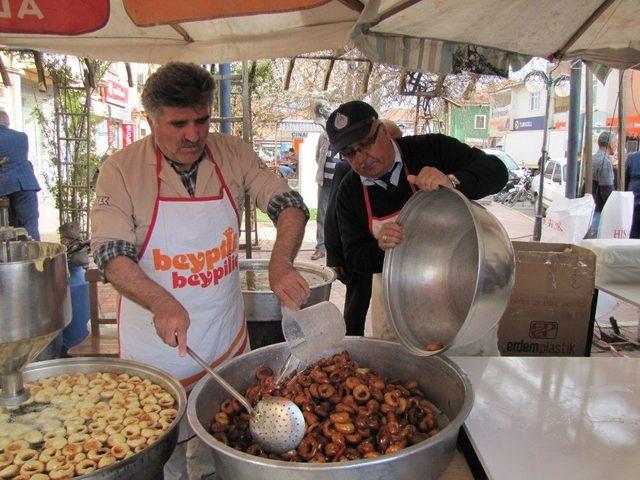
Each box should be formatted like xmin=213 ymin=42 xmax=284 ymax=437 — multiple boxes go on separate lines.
xmin=188 ymin=337 xmax=473 ymax=480
xmin=240 ymin=260 xmax=336 ymax=349
xmin=20 ymin=357 xmax=187 ymax=480
xmin=0 ymin=228 xmax=71 ymax=405
xmin=185 ymin=344 xmax=304 ymax=454
xmin=383 ymin=189 xmax=515 ymax=356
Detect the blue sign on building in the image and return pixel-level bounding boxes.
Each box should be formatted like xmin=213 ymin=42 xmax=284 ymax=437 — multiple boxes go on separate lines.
xmin=512 ymin=116 xmax=546 ymax=131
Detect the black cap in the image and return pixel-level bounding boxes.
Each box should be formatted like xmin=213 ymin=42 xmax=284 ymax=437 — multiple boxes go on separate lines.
xmin=326 ymin=101 xmax=379 ymax=153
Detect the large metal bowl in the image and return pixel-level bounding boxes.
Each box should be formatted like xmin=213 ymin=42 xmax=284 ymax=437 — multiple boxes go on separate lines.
xmin=240 ymin=259 xmax=336 ymax=322
xmin=383 ymin=189 xmax=515 ymax=355
xmin=188 ymin=337 xmax=473 ymax=480
xmin=21 ymin=357 xmax=187 ymax=480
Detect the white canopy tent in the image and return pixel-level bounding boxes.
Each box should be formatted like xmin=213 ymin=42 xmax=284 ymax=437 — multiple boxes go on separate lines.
xmin=351 ymin=0 xmax=640 ymax=78
xmin=1 ymin=0 xmax=638 ymax=76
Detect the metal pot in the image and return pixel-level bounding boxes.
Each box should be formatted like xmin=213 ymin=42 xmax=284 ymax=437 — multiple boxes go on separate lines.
xmin=383 ymin=189 xmax=515 ymax=355
xmin=188 ymin=337 xmax=473 ymax=480
xmin=21 ymin=357 xmax=187 ymax=480
xmin=240 ymin=260 xmax=336 ymax=349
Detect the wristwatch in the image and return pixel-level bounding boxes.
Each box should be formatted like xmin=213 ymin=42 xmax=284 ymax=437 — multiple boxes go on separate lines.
xmin=447 ymin=174 xmax=461 ymax=189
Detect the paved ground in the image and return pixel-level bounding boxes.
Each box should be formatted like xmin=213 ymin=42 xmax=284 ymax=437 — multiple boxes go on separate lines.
xmin=49 ymin=198 xmax=638 ymax=358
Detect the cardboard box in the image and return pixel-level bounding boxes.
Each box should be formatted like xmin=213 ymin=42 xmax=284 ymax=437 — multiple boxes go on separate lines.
xmin=497 ymin=242 xmax=597 ymax=357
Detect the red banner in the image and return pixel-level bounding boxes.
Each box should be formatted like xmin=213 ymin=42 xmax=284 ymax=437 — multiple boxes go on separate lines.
xmin=122 ymin=124 xmax=135 ymax=147
xmin=0 ymin=0 xmax=109 ymax=35
xmin=123 ymin=0 xmax=329 ymax=26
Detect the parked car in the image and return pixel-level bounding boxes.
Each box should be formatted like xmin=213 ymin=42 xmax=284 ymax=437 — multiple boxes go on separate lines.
xmin=483 ymin=148 xmax=527 ymax=182
xmin=530 ymin=157 xmax=567 ymax=209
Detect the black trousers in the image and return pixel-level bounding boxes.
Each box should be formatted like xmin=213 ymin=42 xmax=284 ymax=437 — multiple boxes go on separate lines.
xmin=343 ymin=272 xmax=373 ymax=336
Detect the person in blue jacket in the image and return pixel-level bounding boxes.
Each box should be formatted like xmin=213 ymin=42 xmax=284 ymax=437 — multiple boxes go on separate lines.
xmin=0 ymin=109 xmax=40 ymax=239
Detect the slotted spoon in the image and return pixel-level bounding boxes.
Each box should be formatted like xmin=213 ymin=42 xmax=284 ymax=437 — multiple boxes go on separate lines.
xmin=185 ymin=344 xmax=305 ymax=454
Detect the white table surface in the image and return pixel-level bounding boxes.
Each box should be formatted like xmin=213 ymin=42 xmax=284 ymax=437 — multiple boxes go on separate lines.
xmin=596 ymin=281 xmax=640 ymax=308
xmin=451 ymin=357 xmax=640 ymax=480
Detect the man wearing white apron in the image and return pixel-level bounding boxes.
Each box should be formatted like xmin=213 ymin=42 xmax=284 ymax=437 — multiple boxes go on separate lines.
xmin=326 ymin=101 xmax=508 ymax=355
xmin=92 ymin=63 xmax=310 ymax=479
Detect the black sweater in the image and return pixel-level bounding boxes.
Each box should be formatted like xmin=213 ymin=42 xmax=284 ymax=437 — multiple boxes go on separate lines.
xmin=335 ymin=134 xmax=508 ymax=275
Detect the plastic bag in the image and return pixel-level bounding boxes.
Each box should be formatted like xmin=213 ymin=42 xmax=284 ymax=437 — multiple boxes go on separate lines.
xmin=598 ymin=191 xmax=634 ymax=239
xmin=541 ymin=195 xmax=595 ymax=244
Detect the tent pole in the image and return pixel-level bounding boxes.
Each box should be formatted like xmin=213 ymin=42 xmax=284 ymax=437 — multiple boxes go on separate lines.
xmin=583 ymin=66 xmax=594 ymax=194
xmin=566 ymin=61 xmax=582 ymax=199
xmin=618 ymin=69 xmax=627 ymax=190
xmin=533 ymin=79 xmax=553 ymax=241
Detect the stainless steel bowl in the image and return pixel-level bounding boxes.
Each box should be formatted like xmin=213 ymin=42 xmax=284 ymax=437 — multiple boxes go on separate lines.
xmin=383 ymin=189 xmax=515 ymax=355
xmin=240 ymin=260 xmax=336 ymax=322
xmin=188 ymin=337 xmax=473 ymax=480
xmin=21 ymin=357 xmax=187 ymax=480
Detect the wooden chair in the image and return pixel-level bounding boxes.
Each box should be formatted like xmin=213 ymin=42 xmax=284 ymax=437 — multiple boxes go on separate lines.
xmin=67 ymin=268 xmax=119 ymax=357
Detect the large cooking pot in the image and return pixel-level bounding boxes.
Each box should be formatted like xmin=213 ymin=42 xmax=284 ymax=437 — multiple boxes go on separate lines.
xmin=188 ymin=337 xmax=473 ymax=480
xmin=21 ymin=357 xmax=187 ymax=480
xmin=383 ymin=189 xmax=515 ymax=355
xmin=240 ymin=259 xmax=336 ymax=348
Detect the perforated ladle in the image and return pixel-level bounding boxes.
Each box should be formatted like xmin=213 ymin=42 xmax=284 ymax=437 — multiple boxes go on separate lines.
xmin=185 ymin=344 xmax=305 ymax=454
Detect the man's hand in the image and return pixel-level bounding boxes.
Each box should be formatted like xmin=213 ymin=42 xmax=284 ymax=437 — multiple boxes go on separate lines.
xmin=269 ymin=259 xmax=310 ymax=310
xmin=378 ymin=222 xmax=405 ymax=250
xmin=151 ymin=297 xmax=191 ymax=357
xmin=407 ymin=167 xmax=452 ymax=191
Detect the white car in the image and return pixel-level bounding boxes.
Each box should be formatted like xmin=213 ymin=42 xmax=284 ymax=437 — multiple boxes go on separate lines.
xmin=483 ymin=148 xmax=527 ymax=181
xmin=530 ymin=157 xmax=567 ymax=209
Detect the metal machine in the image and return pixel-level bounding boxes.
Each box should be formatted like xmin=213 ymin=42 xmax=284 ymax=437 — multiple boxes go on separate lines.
xmin=0 ymin=226 xmax=71 ymax=405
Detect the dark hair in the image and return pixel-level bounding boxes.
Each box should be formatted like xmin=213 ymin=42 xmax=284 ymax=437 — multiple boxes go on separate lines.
xmin=142 ymin=62 xmax=214 ymax=116
xmin=598 ymin=131 xmax=616 ymax=148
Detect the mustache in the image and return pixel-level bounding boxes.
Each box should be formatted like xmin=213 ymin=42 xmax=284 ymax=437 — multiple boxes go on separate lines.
xmin=180 ymin=140 xmax=201 ymax=148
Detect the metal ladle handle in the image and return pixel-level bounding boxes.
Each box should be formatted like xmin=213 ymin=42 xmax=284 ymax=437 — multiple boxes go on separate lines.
xmin=185 ymin=345 xmax=254 ymax=414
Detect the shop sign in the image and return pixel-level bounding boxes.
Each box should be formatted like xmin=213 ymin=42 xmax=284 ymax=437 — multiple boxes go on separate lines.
xmin=512 ymin=115 xmax=545 ymax=131
xmin=103 ymin=80 xmax=129 ymax=108
xmin=291 ymin=132 xmax=308 ymax=138
xmin=0 ymin=0 xmax=108 ymax=35
xmin=122 ymin=124 xmax=135 ymax=147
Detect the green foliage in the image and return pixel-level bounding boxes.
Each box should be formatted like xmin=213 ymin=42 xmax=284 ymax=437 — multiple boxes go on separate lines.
xmin=30 ymin=55 xmax=110 ymax=234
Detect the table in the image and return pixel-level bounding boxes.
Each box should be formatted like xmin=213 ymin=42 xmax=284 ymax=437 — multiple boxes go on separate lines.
xmin=452 ymin=356 xmax=640 ymax=480
xmin=596 ymin=281 xmax=640 ymax=341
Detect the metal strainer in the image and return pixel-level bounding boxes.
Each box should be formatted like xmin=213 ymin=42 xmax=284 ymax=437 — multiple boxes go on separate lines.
xmin=185 ymin=345 xmax=305 ymax=454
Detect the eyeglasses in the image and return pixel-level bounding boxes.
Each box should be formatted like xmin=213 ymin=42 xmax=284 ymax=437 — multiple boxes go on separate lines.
xmin=340 ymin=124 xmax=381 ymax=158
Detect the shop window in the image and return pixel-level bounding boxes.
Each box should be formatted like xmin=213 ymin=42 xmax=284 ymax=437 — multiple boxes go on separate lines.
xmin=530 ymin=91 xmax=541 ymax=111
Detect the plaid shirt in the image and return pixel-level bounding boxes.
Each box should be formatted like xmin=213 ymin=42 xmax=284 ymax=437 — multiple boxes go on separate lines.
xmin=93 ymin=158 xmax=309 ymax=271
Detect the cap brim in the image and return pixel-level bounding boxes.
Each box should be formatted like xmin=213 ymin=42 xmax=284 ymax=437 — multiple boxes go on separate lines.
xmin=329 ymin=119 xmax=374 ymax=153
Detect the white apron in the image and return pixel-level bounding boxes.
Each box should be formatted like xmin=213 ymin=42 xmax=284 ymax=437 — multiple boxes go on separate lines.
xmin=118 ymin=146 xmax=248 ymax=389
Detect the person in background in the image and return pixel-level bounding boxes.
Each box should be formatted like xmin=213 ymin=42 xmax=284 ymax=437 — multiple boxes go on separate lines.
xmin=91 ymin=62 xmax=310 ymax=479
xmin=278 ymin=147 xmax=297 ymax=178
xmin=626 ymin=148 xmax=640 ymax=238
xmin=328 ymin=101 xmax=507 ymax=354
xmin=325 ymin=118 xmax=403 ymax=336
xmin=311 ymin=130 xmax=333 ymax=260
xmin=0 ymin=109 xmax=41 ymax=240
xmin=588 ymin=131 xmax=617 ymax=238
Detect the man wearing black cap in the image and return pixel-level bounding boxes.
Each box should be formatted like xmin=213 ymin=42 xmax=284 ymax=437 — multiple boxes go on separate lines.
xmin=326 ymin=100 xmax=507 ymax=351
